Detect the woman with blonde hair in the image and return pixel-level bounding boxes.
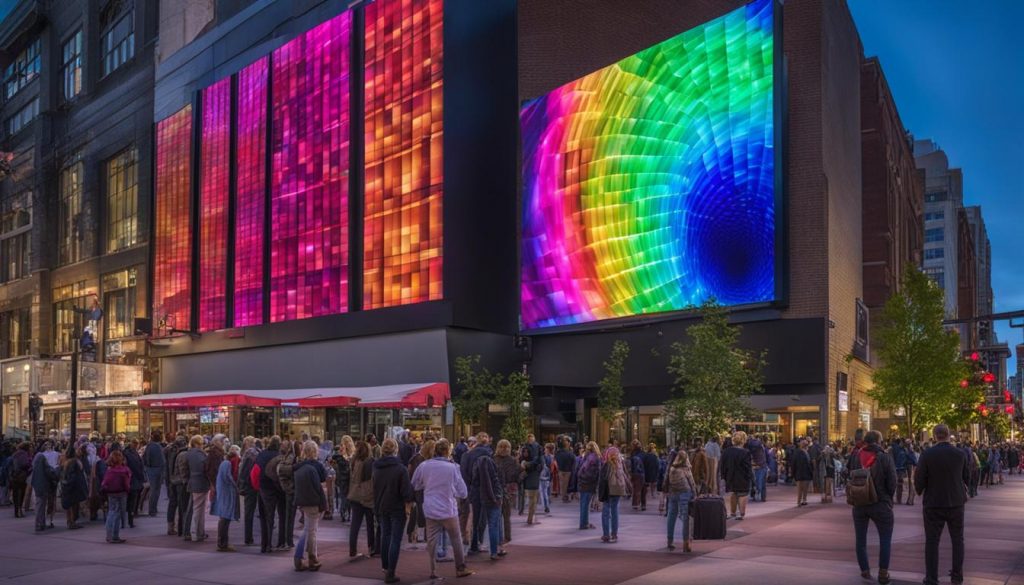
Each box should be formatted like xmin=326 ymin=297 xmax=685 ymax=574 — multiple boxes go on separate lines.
xmin=293 ymin=440 xmax=327 ymax=571
xmin=599 ymin=447 xmax=630 ymax=543
xmin=665 ymin=450 xmax=697 ymax=551
xmin=719 ymin=431 xmax=752 ymax=520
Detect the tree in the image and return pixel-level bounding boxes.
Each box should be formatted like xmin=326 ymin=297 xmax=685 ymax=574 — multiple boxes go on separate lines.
xmin=870 ymin=267 xmax=966 ymax=436
xmin=499 ymin=371 xmax=532 ymax=448
xmin=597 ymin=340 xmax=630 ymax=426
xmin=664 ymin=299 xmax=765 ymax=443
xmin=945 ymin=356 xmax=988 ymax=431
xmin=452 ymin=355 xmax=500 ymax=428
xmin=985 ymin=410 xmax=1011 ymax=441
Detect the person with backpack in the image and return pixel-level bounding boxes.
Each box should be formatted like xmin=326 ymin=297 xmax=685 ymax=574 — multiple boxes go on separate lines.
xmin=471 ymin=438 xmax=506 ymax=561
xmin=494 ymin=439 xmax=520 ymax=543
xmin=599 ymin=446 xmax=630 ymax=543
xmin=847 ymin=430 xmax=897 ymax=584
xmin=665 ymin=450 xmax=697 ymax=552
xmin=373 ymin=438 xmax=414 ymax=584
xmin=914 ymin=424 xmax=970 ymax=585
xmin=101 ymin=450 xmax=131 ymax=544
xmin=175 ymin=435 xmax=194 ymax=539
xmin=276 ymin=440 xmax=298 ymax=549
xmin=164 ymin=433 xmax=187 ymax=536
xmin=347 ymin=440 xmax=377 ymax=558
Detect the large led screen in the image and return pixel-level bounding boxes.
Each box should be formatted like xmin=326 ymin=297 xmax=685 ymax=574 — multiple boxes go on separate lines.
xmin=198 ymin=77 xmax=231 ymax=332
xmin=363 ymin=0 xmax=444 ymax=310
xmin=234 ymin=57 xmax=269 ymax=327
xmin=520 ymin=0 xmax=776 ymax=330
xmin=153 ymin=105 xmax=194 ymax=333
xmin=270 ymin=10 xmax=351 ymax=323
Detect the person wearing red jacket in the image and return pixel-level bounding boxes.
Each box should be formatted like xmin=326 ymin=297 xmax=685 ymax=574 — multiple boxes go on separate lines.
xmin=101 ymin=450 xmax=132 ymax=544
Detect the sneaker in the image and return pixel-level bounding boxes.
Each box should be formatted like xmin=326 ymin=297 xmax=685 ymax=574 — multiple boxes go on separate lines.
xmin=217 ymin=545 xmax=237 ymax=553
xmin=860 ymin=570 xmax=872 ymax=581
xmin=601 ymin=535 xmax=610 ymax=543
xmin=456 ymin=567 xmax=475 ymax=578
xmin=877 ymin=569 xmax=891 ymax=585
xmin=736 ymin=515 xmax=745 ymax=521
xmin=610 ymin=535 xmax=618 ymax=543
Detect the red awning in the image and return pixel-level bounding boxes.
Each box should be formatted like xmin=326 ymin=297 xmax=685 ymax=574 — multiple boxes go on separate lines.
xmin=136 ymin=383 xmax=448 ymax=409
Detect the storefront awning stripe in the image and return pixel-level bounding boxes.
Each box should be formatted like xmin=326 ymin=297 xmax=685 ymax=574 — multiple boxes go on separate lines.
xmin=137 ymin=383 xmax=449 ymax=409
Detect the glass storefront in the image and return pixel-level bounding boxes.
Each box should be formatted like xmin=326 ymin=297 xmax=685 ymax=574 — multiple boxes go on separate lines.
xmin=279 ymin=407 xmax=325 ymax=441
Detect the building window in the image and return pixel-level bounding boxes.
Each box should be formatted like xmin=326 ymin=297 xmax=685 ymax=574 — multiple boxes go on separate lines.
xmin=102 ymin=10 xmax=135 ymax=76
xmin=58 ymin=156 xmax=85 ymax=265
xmin=924 ymin=248 xmax=944 ymax=260
xmin=1 ymin=307 xmax=30 ymax=358
xmin=925 ymin=228 xmax=944 ymax=243
xmin=853 ymin=299 xmax=869 ymax=362
xmin=105 ymin=147 xmax=138 ymax=252
xmin=924 ymin=211 xmax=944 ymax=222
xmin=4 ymin=38 xmax=40 ymax=99
xmin=53 ymin=281 xmax=88 ymax=354
xmin=925 ymin=191 xmax=944 ymax=203
xmin=102 ymin=267 xmax=138 ymax=340
xmin=0 ymin=192 xmax=31 ymax=282
xmin=6 ymin=98 xmax=39 ymax=135
xmin=924 ymin=267 xmax=945 ymax=290
xmin=62 ymin=30 xmax=83 ymax=101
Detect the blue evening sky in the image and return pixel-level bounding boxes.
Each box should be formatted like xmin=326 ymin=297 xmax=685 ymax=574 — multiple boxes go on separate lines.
xmin=850 ymin=1 xmax=1024 ymax=375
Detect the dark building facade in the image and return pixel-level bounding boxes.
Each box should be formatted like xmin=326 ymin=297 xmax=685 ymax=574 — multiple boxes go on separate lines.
xmin=0 ymin=0 xmax=155 ymax=438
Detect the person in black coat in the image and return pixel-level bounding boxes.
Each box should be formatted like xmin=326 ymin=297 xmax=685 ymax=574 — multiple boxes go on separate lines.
xmin=915 ymin=424 xmax=970 ymax=585
xmin=848 ymin=430 xmax=897 ymax=583
xmin=792 ymin=439 xmax=814 ymax=506
xmin=373 ymin=438 xmax=414 ymax=585
xmin=30 ymin=443 xmax=58 ymax=531
xmin=642 ymin=444 xmax=661 ymax=502
xmin=719 ymin=431 xmax=753 ymax=520
xmin=124 ymin=442 xmax=146 ymax=528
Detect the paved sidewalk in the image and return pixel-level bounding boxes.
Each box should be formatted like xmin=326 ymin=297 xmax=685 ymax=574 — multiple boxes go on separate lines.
xmin=1 ymin=476 xmax=1022 ymax=585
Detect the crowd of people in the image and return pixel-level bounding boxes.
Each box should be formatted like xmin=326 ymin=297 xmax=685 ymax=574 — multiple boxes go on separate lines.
xmin=0 ymin=426 xmax=1014 ymax=584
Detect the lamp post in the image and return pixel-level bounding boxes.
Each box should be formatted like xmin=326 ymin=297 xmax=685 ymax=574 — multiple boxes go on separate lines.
xmin=69 ymin=337 xmax=79 ymax=442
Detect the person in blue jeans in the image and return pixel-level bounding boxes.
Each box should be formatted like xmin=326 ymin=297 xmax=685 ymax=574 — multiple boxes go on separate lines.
xmin=577 ymin=442 xmax=601 ymax=530
xmin=849 ymin=431 xmax=897 ymax=584
xmin=471 ymin=440 xmax=508 ymax=560
xmin=372 ymin=439 xmax=413 ymax=585
xmin=599 ymin=447 xmax=630 ymax=543
xmin=101 ymin=450 xmax=132 ymax=544
xmin=664 ymin=450 xmax=697 ymax=551
xmin=539 ymin=444 xmax=554 ymax=514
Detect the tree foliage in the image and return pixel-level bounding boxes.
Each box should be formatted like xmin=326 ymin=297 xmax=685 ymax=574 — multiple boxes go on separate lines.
xmin=499 ymin=371 xmax=532 ymax=448
xmin=597 ymin=340 xmax=630 ymax=424
xmin=664 ymin=299 xmax=765 ymax=443
xmin=870 ymin=268 xmax=967 ymax=436
xmin=985 ymin=410 xmax=1011 ymax=441
xmin=452 ymin=355 xmax=500 ymax=427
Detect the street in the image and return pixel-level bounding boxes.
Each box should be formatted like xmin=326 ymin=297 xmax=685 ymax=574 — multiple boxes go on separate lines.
xmin=1 ymin=477 xmax=1021 ymax=585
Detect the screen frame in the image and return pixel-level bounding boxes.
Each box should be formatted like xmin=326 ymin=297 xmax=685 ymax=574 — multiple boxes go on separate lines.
xmin=517 ymin=0 xmax=787 ymax=335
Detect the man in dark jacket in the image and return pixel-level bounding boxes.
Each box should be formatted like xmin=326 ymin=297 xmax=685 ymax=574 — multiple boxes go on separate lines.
xmin=890 ymin=438 xmax=907 ymax=504
xmin=461 ymin=433 xmax=493 ymax=552
xmin=398 ymin=433 xmax=415 ymax=467
xmin=124 ymin=444 xmax=146 ymax=527
xmin=642 ymin=444 xmax=660 ymax=506
xmin=746 ymin=435 xmax=768 ymax=502
xmin=720 ymin=432 xmax=753 ymax=519
xmin=293 ymin=449 xmax=327 ymax=571
xmin=554 ymin=438 xmax=575 ymax=503
xmin=473 ymin=447 xmax=506 ymax=560
xmin=848 ymin=430 xmax=897 ymax=583
xmin=915 ymin=424 xmax=970 ymax=585
xmin=237 ymin=437 xmax=259 ymax=545
xmin=373 ymin=438 xmax=413 ymax=585
xmin=521 ymin=434 xmax=544 ymax=525
xmin=142 ymin=430 xmax=166 ymax=517
xmin=256 ymin=436 xmax=285 ymax=553
xmin=30 ymin=442 xmax=58 ymax=531
xmin=185 ymin=435 xmax=210 ymax=541
xmin=792 ymin=439 xmax=814 ymax=506
xmin=164 ymin=434 xmax=187 ymax=536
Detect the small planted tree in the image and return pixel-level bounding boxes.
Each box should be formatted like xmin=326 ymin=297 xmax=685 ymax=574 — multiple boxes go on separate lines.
xmin=870 ymin=268 xmax=965 ymax=436
xmin=664 ymin=299 xmax=765 ymax=443
xmin=452 ymin=355 xmax=500 ymax=431
xmin=597 ymin=340 xmax=630 ymax=428
xmin=499 ymin=371 xmax=532 ymax=448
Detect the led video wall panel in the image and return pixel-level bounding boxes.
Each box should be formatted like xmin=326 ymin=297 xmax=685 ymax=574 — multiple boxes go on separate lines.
xmin=270 ymin=11 xmax=351 ymax=322
xmin=234 ymin=57 xmax=269 ymax=327
xmin=198 ymin=77 xmax=231 ymax=332
xmin=153 ymin=105 xmax=194 ymax=332
xmin=520 ymin=0 xmax=776 ymax=330
xmin=363 ymin=0 xmax=444 ymax=310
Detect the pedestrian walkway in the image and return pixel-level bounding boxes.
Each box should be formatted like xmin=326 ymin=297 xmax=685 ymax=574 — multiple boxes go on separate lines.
xmin=1 ymin=477 xmax=1022 ymax=585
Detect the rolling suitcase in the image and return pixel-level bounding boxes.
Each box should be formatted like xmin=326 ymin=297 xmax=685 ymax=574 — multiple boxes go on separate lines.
xmin=690 ymin=495 xmax=727 ymax=540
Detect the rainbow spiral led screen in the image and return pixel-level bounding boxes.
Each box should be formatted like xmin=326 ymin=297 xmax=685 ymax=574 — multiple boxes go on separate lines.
xmin=520 ymin=0 xmax=776 ymax=330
